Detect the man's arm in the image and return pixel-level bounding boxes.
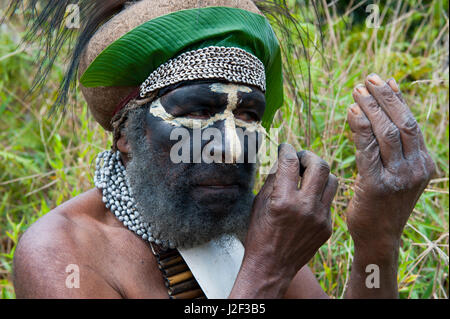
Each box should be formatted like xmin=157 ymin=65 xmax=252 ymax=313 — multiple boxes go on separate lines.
xmin=284 ymin=265 xmax=329 ymax=299
xmin=344 ymin=74 xmax=436 ymax=298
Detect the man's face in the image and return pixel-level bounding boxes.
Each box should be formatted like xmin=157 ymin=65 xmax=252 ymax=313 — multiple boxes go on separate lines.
xmin=125 ymin=81 xmax=266 ymax=248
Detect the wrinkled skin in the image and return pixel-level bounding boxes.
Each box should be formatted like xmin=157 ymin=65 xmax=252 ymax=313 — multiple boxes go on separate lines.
xmin=230 ymin=146 xmax=338 ymax=297
xmin=230 ymin=74 xmax=435 ymax=298
xmin=12 ymin=74 xmax=434 ymax=299
xmin=248 ymin=147 xmax=337 ymax=276
xmin=347 ymin=74 xmax=436 ymax=244
xmin=343 ymin=73 xmax=436 ymax=298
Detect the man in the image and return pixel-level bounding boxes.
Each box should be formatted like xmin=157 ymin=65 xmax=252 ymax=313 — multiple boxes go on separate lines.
xmin=9 ymin=0 xmax=435 ymax=298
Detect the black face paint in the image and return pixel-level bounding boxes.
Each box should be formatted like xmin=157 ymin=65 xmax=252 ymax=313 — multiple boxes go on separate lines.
xmin=124 ymin=81 xmax=266 ymax=248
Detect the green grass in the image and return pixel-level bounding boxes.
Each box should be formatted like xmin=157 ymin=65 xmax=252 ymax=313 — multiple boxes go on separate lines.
xmin=1 ymin=0 xmax=448 ymax=299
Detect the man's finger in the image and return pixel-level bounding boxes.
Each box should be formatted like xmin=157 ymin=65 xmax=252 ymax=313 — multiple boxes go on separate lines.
xmin=387 ymin=77 xmax=427 ymax=152
xmin=271 ymin=143 xmax=300 ymax=199
xmin=259 ymin=171 xmax=276 ymax=200
xmin=347 ymin=103 xmax=382 ymax=174
xmin=321 ymin=174 xmax=338 ymax=209
xmin=352 ymin=84 xmax=403 ymax=166
xmin=365 ymin=74 xmax=421 ymax=158
xmin=387 ymin=78 xmax=406 ymax=105
xmin=298 ymin=150 xmax=331 ymax=197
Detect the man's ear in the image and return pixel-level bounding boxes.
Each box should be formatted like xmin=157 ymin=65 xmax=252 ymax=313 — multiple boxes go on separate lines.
xmin=116 ymin=131 xmax=131 ymax=155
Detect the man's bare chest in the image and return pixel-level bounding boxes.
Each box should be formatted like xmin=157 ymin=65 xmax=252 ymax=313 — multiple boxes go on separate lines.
xmin=97 ymin=229 xmax=170 ymax=298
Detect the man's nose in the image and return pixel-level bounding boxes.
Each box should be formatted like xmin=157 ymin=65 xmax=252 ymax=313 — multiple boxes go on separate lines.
xmin=224 ymin=114 xmax=242 ymax=163
xmin=202 ymin=117 xmax=243 ymax=164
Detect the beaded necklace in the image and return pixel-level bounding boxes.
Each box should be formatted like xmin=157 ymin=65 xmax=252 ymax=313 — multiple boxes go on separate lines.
xmin=94 ymin=150 xmax=172 ymax=247
xmin=94 ymin=150 xmax=205 ymax=298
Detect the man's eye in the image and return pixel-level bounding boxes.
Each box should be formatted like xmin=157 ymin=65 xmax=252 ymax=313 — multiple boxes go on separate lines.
xmin=234 ymin=111 xmax=259 ymax=122
xmin=184 ymin=110 xmax=211 ymax=119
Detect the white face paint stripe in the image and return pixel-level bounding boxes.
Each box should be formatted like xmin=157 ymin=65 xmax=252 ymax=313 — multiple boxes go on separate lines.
xmin=148 ymin=83 xmax=266 ymax=163
xmin=149 ymin=99 xmax=265 ymax=132
xmin=210 ymin=83 xmax=249 ymax=163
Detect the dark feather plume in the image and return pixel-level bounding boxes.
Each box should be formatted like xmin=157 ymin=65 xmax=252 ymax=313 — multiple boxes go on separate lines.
xmin=3 ymin=0 xmax=130 ymax=113
xmin=3 ymin=0 xmax=325 ymax=139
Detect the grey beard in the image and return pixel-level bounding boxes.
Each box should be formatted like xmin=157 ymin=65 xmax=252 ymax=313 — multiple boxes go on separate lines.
xmin=124 ymin=109 xmax=256 ymax=249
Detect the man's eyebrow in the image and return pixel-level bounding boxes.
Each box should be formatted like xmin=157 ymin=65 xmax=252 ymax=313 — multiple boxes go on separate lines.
xmin=162 ymin=86 xmax=228 ymax=108
xmin=238 ymin=91 xmax=266 ymax=108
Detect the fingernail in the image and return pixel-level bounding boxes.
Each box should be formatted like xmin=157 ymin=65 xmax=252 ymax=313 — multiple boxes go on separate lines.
xmin=349 ymin=103 xmax=361 ymax=115
xmin=368 ymin=73 xmax=384 ymax=86
xmin=355 ymin=85 xmax=369 ymax=96
xmin=388 ymin=78 xmax=400 ymax=92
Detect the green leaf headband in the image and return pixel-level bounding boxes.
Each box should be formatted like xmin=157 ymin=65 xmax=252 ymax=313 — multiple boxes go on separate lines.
xmin=80 ymin=6 xmax=283 ymax=130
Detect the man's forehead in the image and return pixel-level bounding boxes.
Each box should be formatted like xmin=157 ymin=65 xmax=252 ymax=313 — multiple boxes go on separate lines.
xmin=160 ymin=81 xmax=265 ymax=100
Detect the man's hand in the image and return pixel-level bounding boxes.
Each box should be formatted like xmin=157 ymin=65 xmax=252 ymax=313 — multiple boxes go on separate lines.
xmin=347 ymin=73 xmax=436 ymax=246
xmin=229 ymin=144 xmax=338 ymax=298
xmin=345 ymin=73 xmax=436 ymax=298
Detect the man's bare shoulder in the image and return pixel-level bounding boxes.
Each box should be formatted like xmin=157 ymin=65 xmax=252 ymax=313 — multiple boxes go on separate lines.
xmin=13 ymin=189 xmax=124 ymax=298
xmin=16 ymin=188 xmax=113 ymax=254
xmin=14 ymin=189 xmax=168 ymax=298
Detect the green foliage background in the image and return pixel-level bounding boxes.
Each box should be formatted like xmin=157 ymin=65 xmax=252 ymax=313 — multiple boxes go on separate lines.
xmin=0 ymin=0 xmax=448 ymax=298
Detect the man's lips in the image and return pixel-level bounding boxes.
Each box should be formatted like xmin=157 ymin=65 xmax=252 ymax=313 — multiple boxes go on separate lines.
xmin=190 ymin=177 xmax=245 ymax=206
xmin=195 ymin=177 xmax=240 ymax=187
xmin=193 ymin=184 xmax=240 ymax=199
xmin=194 ymin=179 xmax=240 ymax=194
xmin=196 ymin=185 xmax=239 ymax=189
